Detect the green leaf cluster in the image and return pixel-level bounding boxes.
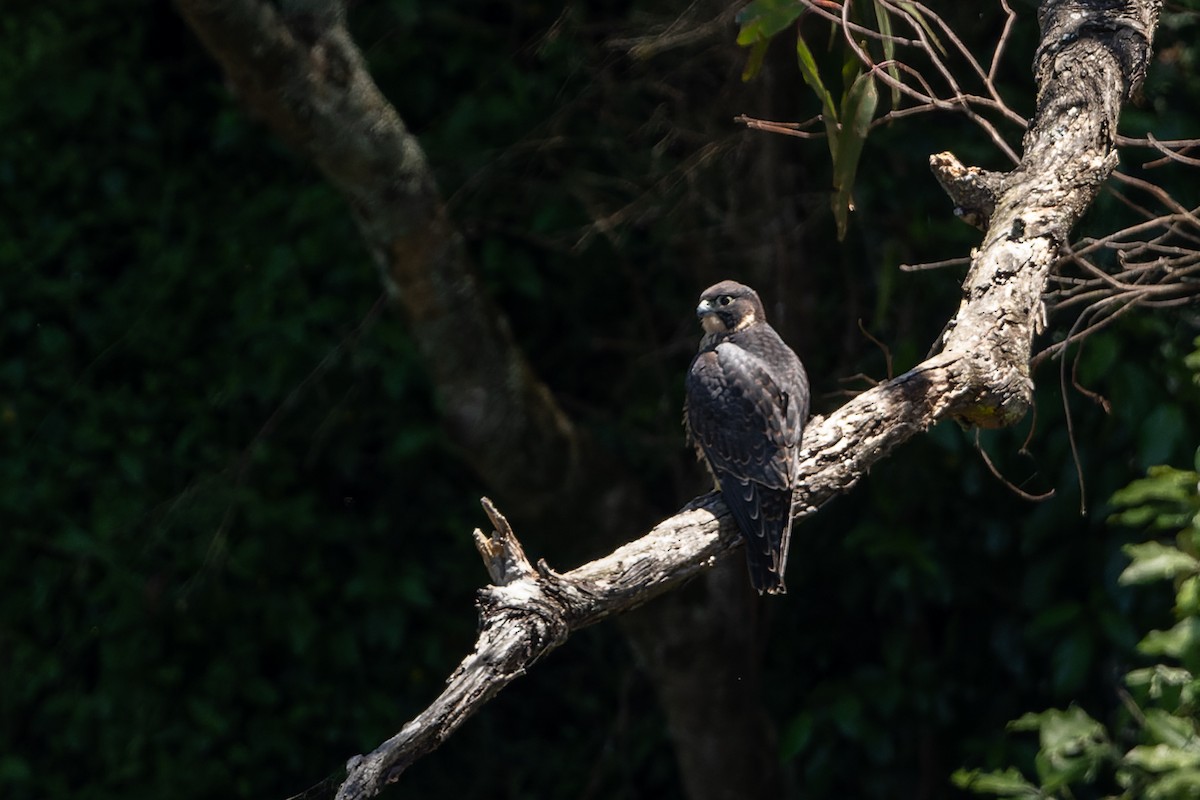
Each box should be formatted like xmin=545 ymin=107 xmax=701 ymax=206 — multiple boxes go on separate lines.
xmin=736 ymin=0 xmax=882 ymax=240
xmin=6 ymin=2 xmax=1200 ymax=799
xmin=955 ymin=434 xmax=1200 ymax=799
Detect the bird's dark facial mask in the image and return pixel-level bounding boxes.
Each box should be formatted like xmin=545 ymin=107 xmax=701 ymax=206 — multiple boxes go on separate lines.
xmin=697 ymin=295 xmax=732 ymax=332
xmin=697 ymin=294 xmax=754 ymax=333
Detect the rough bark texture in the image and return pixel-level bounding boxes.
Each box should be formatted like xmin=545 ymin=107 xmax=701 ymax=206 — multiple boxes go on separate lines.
xmin=172 ymin=0 xmax=1161 ymax=797
xmin=174 ymin=1 xmax=785 ymax=797
xmin=331 ymin=0 xmax=1160 ymax=795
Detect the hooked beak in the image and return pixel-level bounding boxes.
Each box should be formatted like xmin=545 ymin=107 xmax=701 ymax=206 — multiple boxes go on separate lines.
xmin=696 ymin=299 xmax=725 ymax=333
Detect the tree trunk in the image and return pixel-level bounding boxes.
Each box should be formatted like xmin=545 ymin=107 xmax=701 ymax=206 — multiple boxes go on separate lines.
xmin=172 ymin=1 xmax=1163 ymax=798
xmin=173 ymin=1 xmax=786 ymax=797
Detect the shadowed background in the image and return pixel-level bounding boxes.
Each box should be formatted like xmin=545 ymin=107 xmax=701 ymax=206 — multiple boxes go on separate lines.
xmin=3 ymin=1 xmax=1200 ymax=798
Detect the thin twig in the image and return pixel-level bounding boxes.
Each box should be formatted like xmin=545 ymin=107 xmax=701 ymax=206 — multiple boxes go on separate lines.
xmin=974 ymin=429 xmax=1056 ymax=502
xmin=857 ymin=319 xmax=895 ymax=379
xmin=900 ymin=255 xmax=971 ymax=271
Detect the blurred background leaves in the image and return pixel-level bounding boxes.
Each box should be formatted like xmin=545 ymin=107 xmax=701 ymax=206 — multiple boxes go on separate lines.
xmin=3 ymin=1 xmax=1200 ymax=799
xmin=957 ymin=399 xmax=1200 ymax=798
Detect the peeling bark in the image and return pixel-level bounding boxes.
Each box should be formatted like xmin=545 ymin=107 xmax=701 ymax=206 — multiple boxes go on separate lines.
xmin=331 ymin=0 xmax=1160 ymax=796
xmin=172 ymin=0 xmax=1161 ymax=797
xmin=333 ymin=352 xmax=978 ymax=797
xmin=174 ymin=1 xmax=786 ymax=796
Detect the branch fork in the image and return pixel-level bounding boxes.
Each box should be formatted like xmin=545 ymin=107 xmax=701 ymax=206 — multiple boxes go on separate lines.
xmin=472 ymin=497 xmax=537 ymax=585
xmin=339 ymin=5 xmax=1161 ymax=793
xmin=170 ymin=0 xmax=1164 ymax=797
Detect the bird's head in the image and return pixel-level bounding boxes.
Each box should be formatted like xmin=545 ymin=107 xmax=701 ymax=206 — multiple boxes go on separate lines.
xmin=696 ymin=280 xmax=766 ymax=334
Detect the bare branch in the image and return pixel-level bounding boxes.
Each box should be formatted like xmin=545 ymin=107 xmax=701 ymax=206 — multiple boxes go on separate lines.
xmin=974 ymin=430 xmax=1056 ymax=502
xmin=988 ymin=0 xmax=1020 ymax=85
xmin=1140 ymin=132 xmax=1200 ymax=168
xmin=1118 ymin=133 xmax=1200 ymax=169
xmin=473 ymin=498 xmax=537 ymax=585
xmin=899 ymin=255 xmax=972 ymax=272
xmin=175 ymin=0 xmax=1174 ymax=796
xmin=790 ymin=0 xmax=1027 ymax=160
xmin=735 ymin=113 xmax=829 ymax=139
xmin=334 ymin=2 xmax=1163 ymax=795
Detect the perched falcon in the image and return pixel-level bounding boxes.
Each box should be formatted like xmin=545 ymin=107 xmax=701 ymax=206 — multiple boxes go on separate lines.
xmin=685 ymin=280 xmax=810 ymax=595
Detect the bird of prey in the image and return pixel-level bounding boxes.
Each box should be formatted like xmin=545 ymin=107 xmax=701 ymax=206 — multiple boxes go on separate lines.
xmin=685 ymin=280 xmax=809 ymax=595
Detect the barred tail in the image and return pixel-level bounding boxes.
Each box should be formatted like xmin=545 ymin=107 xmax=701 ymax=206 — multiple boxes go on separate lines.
xmin=718 ymin=474 xmax=794 ymax=595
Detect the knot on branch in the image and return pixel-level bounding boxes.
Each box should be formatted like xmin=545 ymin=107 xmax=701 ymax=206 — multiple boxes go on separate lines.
xmin=930 ymin=152 xmax=1004 ymax=230
xmin=950 ymin=366 xmax=1033 ymax=430
xmin=475 ymin=584 xmax=571 ymax=672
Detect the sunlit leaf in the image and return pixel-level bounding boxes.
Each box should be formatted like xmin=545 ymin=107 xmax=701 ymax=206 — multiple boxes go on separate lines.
xmin=1111 ymin=505 xmax=1175 ymax=529
xmin=1127 ymin=665 xmax=1196 ymax=699
xmin=1120 ymin=541 xmax=1200 ymax=585
xmin=1009 ymin=706 xmax=1112 ymax=791
xmin=1126 ymin=743 xmax=1200 ymax=772
xmin=1110 ymin=466 xmax=1200 ymax=531
xmin=831 ymin=69 xmax=877 ymax=240
xmin=1178 ymin=576 xmax=1200 ymax=617
xmin=736 ymin=0 xmax=804 ymax=46
xmin=1140 ymin=618 xmax=1200 ymax=660
xmin=796 ymin=29 xmax=840 ymax=153
xmin=1141 ymin=708 xmax=1200 ymax=751
xmin=1111 ymin=466 xmax=1199 ymax=509
xmin=1008 ymin=705 xmax=1103 ymax=745
xmin=872 ymin=0 xmax=902 ymax=108
xmin=742 ymin=39 xmax=770 ymax=81
xmin=1185 ymin=337 xmax=1200 ymax=383
xmin=950 ymin=767 xmax=1040 ymax=796
xmin=1144 ymin=768 xmax=1200 ymax=799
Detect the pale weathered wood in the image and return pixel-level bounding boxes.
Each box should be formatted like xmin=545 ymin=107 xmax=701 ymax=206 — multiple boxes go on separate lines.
xmin=172 ymin=0 xmax=1162 ymax=796
xmin=335 ymin=1 xmax=1161 ymax=795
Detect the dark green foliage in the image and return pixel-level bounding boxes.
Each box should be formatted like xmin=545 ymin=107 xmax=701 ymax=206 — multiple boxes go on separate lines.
xmin=2 ymin=3 xmax=688 ymax=798
xmin=737 ymin=1 xmax=881 ymax=239
xmin=4 ymin=1 xmax=1200 ymax=800
xmin=955 ymin=416 xmax=1200 ymax=799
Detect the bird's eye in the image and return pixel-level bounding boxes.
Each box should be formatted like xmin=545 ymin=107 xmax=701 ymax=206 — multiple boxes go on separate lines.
xmin=718 ymin=295 xmax=732 ymax=306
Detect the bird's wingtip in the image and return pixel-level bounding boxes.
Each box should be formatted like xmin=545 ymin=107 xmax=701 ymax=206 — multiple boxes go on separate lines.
xmin=748 ymin=569 xmax=787 ymax=595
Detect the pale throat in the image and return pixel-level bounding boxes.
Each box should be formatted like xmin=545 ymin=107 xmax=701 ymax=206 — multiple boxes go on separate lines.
xmin=733 ymin=311 xmax=757 ymax=331
xmin=700 ymin=315 xmax=726 ymax=334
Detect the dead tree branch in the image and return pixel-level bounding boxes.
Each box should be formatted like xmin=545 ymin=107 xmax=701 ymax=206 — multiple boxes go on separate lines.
xmin=174 ymin=0 xmax=1165 ymax=796
xmin=334 ymin=4 xmax=1160 ymax=793
xmin=738 ymin=0 xmax=1029 ymax=161
xmin=338 ymin=350 xmax=968 ymax=798
xmin=752 ymin=0 xmax=1197 ymax=325
xmin=172 ymin=1 xmax=800 ymax=797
